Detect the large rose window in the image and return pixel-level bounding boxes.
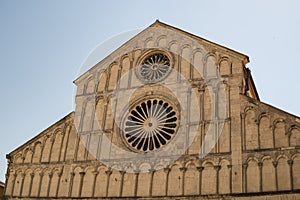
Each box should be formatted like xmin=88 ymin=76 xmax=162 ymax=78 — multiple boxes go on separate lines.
xmin=123 ymin=98 xmax=179 ymax=152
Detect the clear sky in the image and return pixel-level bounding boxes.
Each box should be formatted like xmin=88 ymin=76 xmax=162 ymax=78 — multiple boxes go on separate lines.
xmin=0 ymin=0 xmax=300 ymax=182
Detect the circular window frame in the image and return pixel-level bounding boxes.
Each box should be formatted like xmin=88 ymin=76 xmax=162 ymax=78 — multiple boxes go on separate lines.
xmin=135 ymin=50 xmax=174 ymax=84
xmin=121 ymin=95 xmax=180 ymax=153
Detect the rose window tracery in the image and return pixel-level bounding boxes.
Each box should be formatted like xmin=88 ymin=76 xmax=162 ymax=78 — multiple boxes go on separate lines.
xmin=136 ymin=53 xmax=171 ymax=83
xmin=123 ymin=98 xmax=179 ymax=152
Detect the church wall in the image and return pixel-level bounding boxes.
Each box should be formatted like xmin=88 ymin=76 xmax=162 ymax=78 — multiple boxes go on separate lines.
xmin=4 ymin=23 xmax=300 ymax=200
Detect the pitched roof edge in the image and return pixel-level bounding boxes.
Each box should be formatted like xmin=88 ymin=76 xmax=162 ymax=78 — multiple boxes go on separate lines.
xmin=74 ymin=20 xmax=250 ymax=85
xmin=242 ymin=95 xmax=300 ymax=120
xmin=7 ymin=111 xmax=74 ymax=157
xmin=151 ymin=20 xmax=250 ymax=63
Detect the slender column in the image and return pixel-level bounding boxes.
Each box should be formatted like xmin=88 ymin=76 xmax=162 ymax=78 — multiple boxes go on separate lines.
xmin=119 ymin=171 xmax=125 ymax=197
xmin=10 ymin=173 xmax=17 ymax=197
xmin=258 ymin=162 xmax=263 ymax=192
xmin=241 ymin=113 xmax=246 ymax=150
xmin=91 ymin=171 xmax=99 ymax=197
xmin=28 ymin=173 xmax=34 ymax=197
xmin=185 ymin=88 xmax=191 ymax=154
xmin=197 ymin=166 xmax=204 ymax=194
xmin=273 ymin=161 xmax=278 ymax=191
xmin=56 ymin=172 xmax=62 ymax=197
xmin=96 ymin=133 xmax=103 ymax=161
xmin=242 ymin=163 xmax=248 ymax=192
xmin=180 ymin=167 xmax=187 ymax=195
xmin=78 ymin=171 xmax=86 ymax=197
xmin=63 ymin=125 xmax=72 ymax=161
xmin=47 ymin=172 xmax=53 ymax=197
xmin=68 ymin=172 xmax=75 ymax=197
xmin=39 ymin=144 xmax=44 ymax=163
xmin=288 ymin=159 xmax=294 ymax=190
xmin=21 ymin=156 xmax=25 ymax=164
xmin=190 ymin=56 xmax=193 ymax=80
xmin=74 ymin=135 xmax=81 ymax=161
xmin=164 ymin=168 xmax=171 ymax=196
xmin=19 ymin=173 xmax=26 ymax=196
xmin=177 ymin=53 xmax=181 ymax=82
xmin=198 ymin=87 xmax=205 ymax=122
xmin=48 ymin=138 xmax=55 ymax=162
xmin=134 ymin=170 xmax=140 ymax=197
xmin=4 ymin=173 xmax=10 ymax=196
xmin=257 ymin=120 xmax=261 ymax=149
xmin=127 ymin=57 xmax=134 ymax=88
xmin=228 ymin=165 xmax=232 ymax=194
xmin=37 ymin=172 xmax=44 ymax=197
xmin=105 ymin=169 xmax=112 ymax=197
xmin=214 ymin=165 xmax=221 ymax=194
xmin=149 ymin=169 xmax=155 ymax=197
xmin=84 ymin=134 xmax=91 ymax=160
xmin=58 ymin=128 xmax=66 ymax=162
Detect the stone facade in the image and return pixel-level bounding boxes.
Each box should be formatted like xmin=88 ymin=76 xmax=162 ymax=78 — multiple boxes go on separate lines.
xmin=3 ymin=21 xmax=300 ymax=199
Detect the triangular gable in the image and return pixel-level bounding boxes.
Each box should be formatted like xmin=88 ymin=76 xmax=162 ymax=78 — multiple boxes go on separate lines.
xmin=74 ymin=20 xmax=250 ymax=85
xmin=7 ymin=112 xmax=74 ymax=158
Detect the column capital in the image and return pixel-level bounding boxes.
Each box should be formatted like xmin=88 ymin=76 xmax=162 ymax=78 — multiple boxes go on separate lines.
xmin=214 ymin=165 xmax=221 ymax=171
xmin=79 ymin=171 xmax=86 ymax=176
xmin=119 ymin=171 xmax=126 ymax=175
xmin=288 ymin=159 xmax=294 ymax=166
xmin=272 ymin=161 xmax=278 ymax=167
xmin=164 ymin=167 xmax=171 ymax=173
xmin=196 ymin=166 xmax=204 ymax=172
xmin=105 ymin=170 xmax=112 ymax=176
xmin=92 ymin=170 xmax=99 ymax=175
xmin=179 ymin=167 xmax=187 ymax=172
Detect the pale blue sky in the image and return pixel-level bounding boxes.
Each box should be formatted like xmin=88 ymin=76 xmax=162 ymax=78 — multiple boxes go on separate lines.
xmin=0 ymin=0 xmax=300 ymax=181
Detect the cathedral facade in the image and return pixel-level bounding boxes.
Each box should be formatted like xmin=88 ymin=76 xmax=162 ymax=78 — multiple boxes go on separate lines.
xmin=3 ymin=21 xmax=300 ymax=200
